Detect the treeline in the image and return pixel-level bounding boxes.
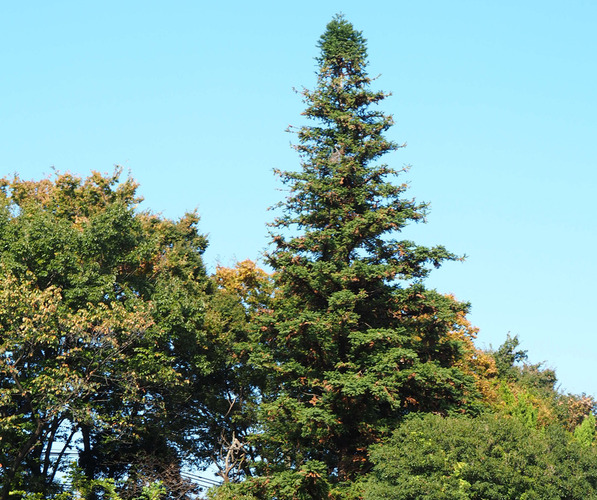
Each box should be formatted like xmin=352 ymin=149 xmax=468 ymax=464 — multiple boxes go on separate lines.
xmin=1 ymin=15 xmax=596 ymax=500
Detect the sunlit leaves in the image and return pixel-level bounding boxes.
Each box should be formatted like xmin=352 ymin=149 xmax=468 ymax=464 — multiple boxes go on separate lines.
xmin=365 ymin=413 xmax=597 ymax=500
xmin=250 ymin=15 xmax=479 ymax=488
xmin=0 ymin=169 xmax=212 ymax=497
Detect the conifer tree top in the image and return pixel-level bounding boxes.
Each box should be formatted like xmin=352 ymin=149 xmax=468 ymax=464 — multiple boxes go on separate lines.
xmin=316 ymin=14 xmax=368 ymax=73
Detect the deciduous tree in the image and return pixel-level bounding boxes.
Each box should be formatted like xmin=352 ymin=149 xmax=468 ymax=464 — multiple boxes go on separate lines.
xmin=365 ymin=413 xmax=597 ymax=499
xmin=0 ymin=170 xmax=212 ymax=498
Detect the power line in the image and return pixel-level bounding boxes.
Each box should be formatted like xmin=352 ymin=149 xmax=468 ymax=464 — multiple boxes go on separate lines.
xmin=47 ymin=451 xmax=222 ymax=493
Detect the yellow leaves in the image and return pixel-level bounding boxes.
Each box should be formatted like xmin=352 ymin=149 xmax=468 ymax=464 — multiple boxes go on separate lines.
xmin=498 ymin=381 xmax=555 ymax=429
xmin=216 ymin=260 xmax=269 ymax=291
xmin=0 ymin=265 xmax=158 ymax=417
xmin=215 ymin=259 xmax=273 ymax=312
xmin=6 ymin=176 xmax=55 ymax=208
xmin=441 ymin=297 xmax=499 ymax=403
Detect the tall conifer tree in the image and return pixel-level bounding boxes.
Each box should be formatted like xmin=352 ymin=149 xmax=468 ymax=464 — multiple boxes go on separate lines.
xmin=258 ymin=15 xmax=479 ymax=481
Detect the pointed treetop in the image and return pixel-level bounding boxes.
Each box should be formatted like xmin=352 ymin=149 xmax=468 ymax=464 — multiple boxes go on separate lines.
xmin=316 ymin=14 xmax=368 ymax=72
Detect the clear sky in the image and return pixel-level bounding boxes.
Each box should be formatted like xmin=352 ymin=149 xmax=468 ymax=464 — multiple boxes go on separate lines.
xmin=1 ymin=1 xmax=596 ymax=396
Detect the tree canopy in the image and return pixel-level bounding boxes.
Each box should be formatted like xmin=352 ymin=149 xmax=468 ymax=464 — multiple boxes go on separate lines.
xmin=0 ymin=170 xmax=224 ymax=498
xmin=1 ymin=14 xmax=596 ymax=500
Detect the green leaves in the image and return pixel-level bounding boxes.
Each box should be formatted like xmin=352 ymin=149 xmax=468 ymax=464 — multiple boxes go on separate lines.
xmin=0 ymin=170 xmax=216 ymax=497
xmin=365 ymin=414 xmax=597 ymax=500
xmin=574 ymin=414 xmax=596 ymax=447
xmin=6 ymin=14 xmax=595 ymax=500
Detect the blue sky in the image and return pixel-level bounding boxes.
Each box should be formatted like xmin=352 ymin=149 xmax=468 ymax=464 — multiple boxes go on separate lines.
xmin=1 ymin=1 xmax=596 ymax=396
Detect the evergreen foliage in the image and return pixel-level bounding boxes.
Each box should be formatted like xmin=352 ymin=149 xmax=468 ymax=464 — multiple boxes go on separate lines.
xmin=251 ymin=13 xmax=479 ymax=483
xmin=1 ymin=14 xmax=597 ymax=500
